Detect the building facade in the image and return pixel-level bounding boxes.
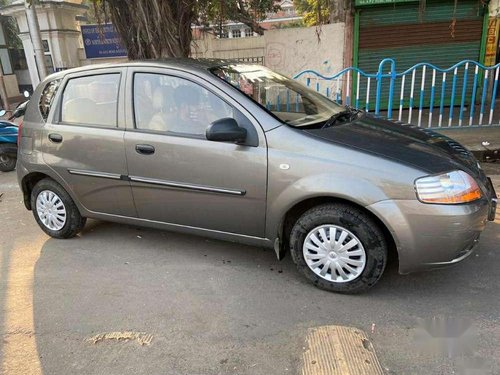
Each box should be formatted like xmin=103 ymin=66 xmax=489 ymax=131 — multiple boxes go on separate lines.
xmin=209 ymin=0 xmax=302 ymax=39
xmin=1 ymin=0 xmax=87 ymax=91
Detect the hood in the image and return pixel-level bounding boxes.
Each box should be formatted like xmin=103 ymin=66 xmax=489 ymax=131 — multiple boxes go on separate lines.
xmin=304 ymin=114 xmax=480 ymax=176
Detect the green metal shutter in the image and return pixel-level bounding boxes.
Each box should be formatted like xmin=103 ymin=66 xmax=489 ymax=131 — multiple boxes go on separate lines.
xmin=357 ymin=0 xmax=485 ymax=72
xmin=355 ymin=0 xmax=486 ymax=110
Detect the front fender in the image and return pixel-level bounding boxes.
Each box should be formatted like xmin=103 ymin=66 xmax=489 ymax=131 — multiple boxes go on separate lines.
xmin=265 ymin=172 xmax=391 ymax=244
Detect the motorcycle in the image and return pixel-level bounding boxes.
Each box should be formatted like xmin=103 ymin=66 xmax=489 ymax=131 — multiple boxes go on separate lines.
xmin=0 ymin=91 xmax=30 ymax=172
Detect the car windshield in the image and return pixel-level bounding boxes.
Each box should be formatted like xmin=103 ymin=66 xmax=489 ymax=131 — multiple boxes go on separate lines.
xmin=210 ymin=64 xmax=345 ymax=127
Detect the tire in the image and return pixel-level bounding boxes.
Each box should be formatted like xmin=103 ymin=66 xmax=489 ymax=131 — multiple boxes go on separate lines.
xmin=31 ymin=178 xmax=86 ymax=239
xmin=0 ymin=144 xmax=16 ymax=172
xmin=289 ymin=203 xmax=387 ymax=294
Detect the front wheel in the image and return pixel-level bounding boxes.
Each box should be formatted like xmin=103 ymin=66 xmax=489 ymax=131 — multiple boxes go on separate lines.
xmin=0 ymin=144 xmax=16 ymax=172
xmin=31 ymin=178 xmax=86 ymax=238
xmin=289 ymin=203 xmax=388 ymax=294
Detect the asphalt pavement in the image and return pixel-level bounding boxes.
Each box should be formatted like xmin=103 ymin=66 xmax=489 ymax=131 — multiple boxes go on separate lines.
xmin=0 ymin=169 xmax=499 ymax=375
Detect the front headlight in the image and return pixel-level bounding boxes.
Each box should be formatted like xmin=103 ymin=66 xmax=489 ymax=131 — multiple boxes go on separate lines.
xmin=415 ymin=170 xmax=482 ymax=204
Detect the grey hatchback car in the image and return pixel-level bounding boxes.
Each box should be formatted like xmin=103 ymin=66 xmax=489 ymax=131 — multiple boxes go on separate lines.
xmin=17 ymin=59 xmax=497 ymax=293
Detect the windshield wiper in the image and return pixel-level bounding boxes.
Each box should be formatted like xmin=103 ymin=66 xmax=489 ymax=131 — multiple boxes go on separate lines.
xmin=322 ymin=108 xmax=361 ymax=129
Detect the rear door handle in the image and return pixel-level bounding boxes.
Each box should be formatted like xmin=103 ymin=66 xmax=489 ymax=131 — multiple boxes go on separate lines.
xmin=135 ymin=144 xmax=155 ymax=155
xmin=48 ymin=133 xmax=63 ymax=143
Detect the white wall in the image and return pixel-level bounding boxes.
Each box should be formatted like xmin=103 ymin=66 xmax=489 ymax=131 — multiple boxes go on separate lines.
xmin=263 ymin=23 xmax=345 ymax=77
xmin=192 ymin=35 xmax=265 ymax=61
xmin=192 ymin=23 xmax=346 ymax=78
xmin=490 ymin=0 xmax=500 ymax=17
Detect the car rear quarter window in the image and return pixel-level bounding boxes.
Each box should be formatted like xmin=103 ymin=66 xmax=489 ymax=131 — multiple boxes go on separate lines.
xmin=39 ymin=79 xmax=61 ymax=121
xmin=60 ymin=74 xmax=120 ymax=127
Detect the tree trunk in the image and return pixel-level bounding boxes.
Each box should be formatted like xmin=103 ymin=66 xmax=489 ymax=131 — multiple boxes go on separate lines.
xmin=106 ymin=0 xmax=196 ymax=59
xmin=329 ymin=0 xmax=347 ymax=23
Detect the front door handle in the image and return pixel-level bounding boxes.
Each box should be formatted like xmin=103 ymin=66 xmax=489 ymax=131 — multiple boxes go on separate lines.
xmin=135 ymin=144 xmax=155 ymax=155
xmin=48 ymin=133 xmax=63 ymax=143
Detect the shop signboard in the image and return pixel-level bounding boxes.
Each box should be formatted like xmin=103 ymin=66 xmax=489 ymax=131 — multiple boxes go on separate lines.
xmin=485 ymin=17 xmax=500 ymax=67
xmin=81 ymin=24 xmax=127 ymax=59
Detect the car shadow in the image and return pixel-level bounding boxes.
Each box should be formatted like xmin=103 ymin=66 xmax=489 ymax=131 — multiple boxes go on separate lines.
xmin=28 ymin=219 xmax=500 ymax=374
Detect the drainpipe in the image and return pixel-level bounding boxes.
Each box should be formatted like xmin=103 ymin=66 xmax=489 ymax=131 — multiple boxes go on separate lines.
xmin=25 ymin=0 xmax=47 ymax=82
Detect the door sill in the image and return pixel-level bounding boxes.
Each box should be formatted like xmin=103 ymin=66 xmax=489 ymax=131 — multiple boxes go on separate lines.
xmin=85 ymin=211 xmax=273 ymax=248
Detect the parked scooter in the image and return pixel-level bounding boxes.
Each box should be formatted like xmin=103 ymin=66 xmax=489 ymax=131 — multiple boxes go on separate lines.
xmin=0 ymin=91 xmax=30 ymax=172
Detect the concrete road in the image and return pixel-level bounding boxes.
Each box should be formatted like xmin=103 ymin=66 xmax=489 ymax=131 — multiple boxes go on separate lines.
xmin=0 ymin=170 xmax=499 ymax=375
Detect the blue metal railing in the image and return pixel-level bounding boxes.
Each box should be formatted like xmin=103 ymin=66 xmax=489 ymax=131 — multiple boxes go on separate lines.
xmin=293 ymin=59 xmax=500 ymax=128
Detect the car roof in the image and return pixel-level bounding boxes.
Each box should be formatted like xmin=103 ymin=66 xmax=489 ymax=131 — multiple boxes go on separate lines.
xmin=46 ymin=58 xmax=241 ymax=81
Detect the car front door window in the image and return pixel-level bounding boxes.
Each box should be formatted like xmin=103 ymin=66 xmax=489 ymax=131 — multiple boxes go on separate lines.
xmin=134 ymin=73 xmax=234 ymax=136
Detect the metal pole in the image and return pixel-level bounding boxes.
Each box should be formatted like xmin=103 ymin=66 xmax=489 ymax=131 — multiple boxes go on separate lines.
xmin=25 ymin=0 xmax=47 ymax=82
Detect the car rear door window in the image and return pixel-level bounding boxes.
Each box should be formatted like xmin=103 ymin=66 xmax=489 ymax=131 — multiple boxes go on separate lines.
xmin=60 ymin=74 xmax=120 ymax=127
xmin=133 ymin=73 xmax=234 ymax=136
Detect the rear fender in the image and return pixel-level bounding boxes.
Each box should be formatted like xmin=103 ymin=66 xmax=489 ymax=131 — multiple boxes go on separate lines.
xmin=19 ymin=166 xmax=84 ymax=214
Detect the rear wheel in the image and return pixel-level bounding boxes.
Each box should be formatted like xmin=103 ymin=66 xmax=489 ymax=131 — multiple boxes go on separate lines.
xmin=0 ymin=144 xmax=16 ymax=172
xmin=289 ymin=203 xmax=388 ymax=294
xmin=31 ymin=178 xmax=86 ymax=238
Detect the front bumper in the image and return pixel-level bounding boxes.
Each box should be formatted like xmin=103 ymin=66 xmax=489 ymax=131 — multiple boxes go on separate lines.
xmin=486 ymin=177 xmax=497 ymax=221
xmin=367 ymin=197 xmax=492 ymax=274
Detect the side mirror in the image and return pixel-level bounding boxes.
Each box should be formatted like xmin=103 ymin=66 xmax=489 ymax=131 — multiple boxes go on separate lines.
xmin=206 ymin=118 xmax=247 ymax=143
xmin=0 ymin=109 xmax=5 ymax=117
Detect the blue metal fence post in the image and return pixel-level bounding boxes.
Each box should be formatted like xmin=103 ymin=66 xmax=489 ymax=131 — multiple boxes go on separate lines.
xmin=459 ymin=63 xmax=469 ymax=126
xmin=375 ymin=58 xmax=396 ymax=116
xmin=469 ymin=65 xmax=479 ymax=126
xmin=479 ymin=70 xmax=489 ymax=125
xmin=489 ymin=67 xmax=499 ymax=125
xmin=387 ymin=60 xmax=396 ymax=119
xmin=448 ymin=67 xmax=458 ymax=126
xmin=375 ymin=61 xmax=384 ymax=115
